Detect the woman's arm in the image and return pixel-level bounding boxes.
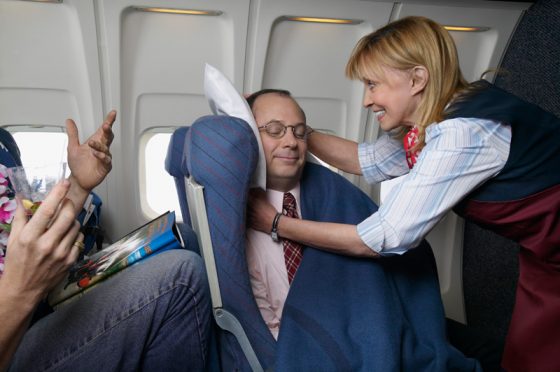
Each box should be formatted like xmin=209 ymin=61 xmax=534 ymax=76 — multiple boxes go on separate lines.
xmin=307 ymin=131 xmax=362 ymax=175
xmin=277 ymin=215 xmax=378 ymax=258
xmin=247 ymin=188 xmax=378 ymax=258
xmin=0 ymin=181 xmax=82 ymax=371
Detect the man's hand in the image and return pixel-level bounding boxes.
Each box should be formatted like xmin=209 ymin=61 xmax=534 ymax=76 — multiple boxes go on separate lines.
xmin=66 ymin=110 xmax=116 ymax=193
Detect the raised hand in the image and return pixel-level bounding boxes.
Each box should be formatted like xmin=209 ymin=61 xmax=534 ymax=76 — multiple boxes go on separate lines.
xmin=66 ymin=110 xmax=116 ymax=193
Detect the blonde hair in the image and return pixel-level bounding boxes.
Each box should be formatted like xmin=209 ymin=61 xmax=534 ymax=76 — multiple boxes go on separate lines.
xmin=346 ymin=16 xmax=468 ymax=149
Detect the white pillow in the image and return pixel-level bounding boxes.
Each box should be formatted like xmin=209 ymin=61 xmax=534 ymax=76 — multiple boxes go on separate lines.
xmin=204 ymin=63 xmax=266 ymax=190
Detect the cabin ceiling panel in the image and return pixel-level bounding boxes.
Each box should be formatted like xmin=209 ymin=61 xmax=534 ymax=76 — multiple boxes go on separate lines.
xmin=136 ymin=93 xmax=208 ymax=128
xmin=121 ymin=7 xmax=232 ymax=97
xmin=393 ymin=3 xmax=525 ymax=82
xmin=97 ymin=0 xmax=250 ymax=235
xmin=247 ymin=0 xmax=393 ymax=144
xmin=0 ymin=0 xmax=102 ymax=131
xmin=262 ymin=19 xmax=361 ymax=138
xmin=0 ymin=88 xmax=76 ymax=126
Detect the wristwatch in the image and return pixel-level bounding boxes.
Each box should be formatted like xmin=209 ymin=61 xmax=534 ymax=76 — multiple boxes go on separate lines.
xmin=271 ymin=212 xmax=282 ymax=242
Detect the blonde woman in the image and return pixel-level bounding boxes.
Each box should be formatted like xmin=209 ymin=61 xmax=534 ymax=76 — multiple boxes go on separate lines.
xmin=248 ymin=16 xmax=560 ymax=372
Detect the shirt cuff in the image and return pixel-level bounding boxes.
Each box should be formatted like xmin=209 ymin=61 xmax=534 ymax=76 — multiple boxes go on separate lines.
xmin=357 ymin=213 xmax=409 ymax=256
xmin=358 ymin=142 xmax=379 ymax=184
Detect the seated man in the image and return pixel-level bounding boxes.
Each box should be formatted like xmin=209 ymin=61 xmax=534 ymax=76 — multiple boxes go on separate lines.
xmin=245 ymin=89 xmax=311 ymax=339
xmin=0 ymin=112 xmax=211 ymax=371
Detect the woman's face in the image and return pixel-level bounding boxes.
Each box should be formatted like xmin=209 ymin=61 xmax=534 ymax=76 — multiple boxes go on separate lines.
xmin=361 ymin=65 xmax=423 ymax=131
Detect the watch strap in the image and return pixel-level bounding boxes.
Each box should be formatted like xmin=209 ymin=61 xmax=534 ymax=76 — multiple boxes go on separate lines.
xmin=271 ymin=212 xmax=282 ymax=242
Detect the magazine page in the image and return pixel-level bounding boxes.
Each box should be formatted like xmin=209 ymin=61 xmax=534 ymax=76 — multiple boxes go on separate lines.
xmin=48 ymin=211 xmax=182 ymax=307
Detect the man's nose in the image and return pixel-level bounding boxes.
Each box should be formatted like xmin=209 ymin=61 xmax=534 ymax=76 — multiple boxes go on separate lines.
xmin=282 ymin=128 xmax=298 ymax=147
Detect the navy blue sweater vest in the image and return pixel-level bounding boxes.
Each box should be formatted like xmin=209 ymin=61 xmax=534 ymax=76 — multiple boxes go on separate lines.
xmin=447 ymin=81 xmax=560 ymax=261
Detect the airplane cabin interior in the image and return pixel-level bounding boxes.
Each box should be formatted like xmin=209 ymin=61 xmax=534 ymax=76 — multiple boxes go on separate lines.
xmin=1 ymin=0 xmax=557 ymax=370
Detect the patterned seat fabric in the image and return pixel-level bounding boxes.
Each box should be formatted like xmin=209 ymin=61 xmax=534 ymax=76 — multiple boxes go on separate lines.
xmin=173 ymin=115 xmax=276 ymax=371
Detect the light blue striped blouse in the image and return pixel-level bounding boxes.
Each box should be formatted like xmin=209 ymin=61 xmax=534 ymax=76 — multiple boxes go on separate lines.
xmin=357 ymin=117 xmax=512 ymax=255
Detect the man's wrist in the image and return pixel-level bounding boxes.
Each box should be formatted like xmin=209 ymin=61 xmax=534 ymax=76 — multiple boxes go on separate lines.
xmin=271 ymin=212 xmax=282 ymax=242
xmin=67 ymin=175 xmax=91 ymax=216
xmin=68 ymin=175 xmax=90 ymax=194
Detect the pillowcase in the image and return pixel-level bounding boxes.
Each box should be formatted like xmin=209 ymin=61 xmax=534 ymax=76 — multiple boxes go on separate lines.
xmin=203 ymin=63 xmax=266 ymax=190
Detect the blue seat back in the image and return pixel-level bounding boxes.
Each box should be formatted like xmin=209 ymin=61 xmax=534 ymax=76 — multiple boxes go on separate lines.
xmin=172 ymin=115 xmax=276 ymax=371
xmin=165 ymin=126 xmax=192 ymax=227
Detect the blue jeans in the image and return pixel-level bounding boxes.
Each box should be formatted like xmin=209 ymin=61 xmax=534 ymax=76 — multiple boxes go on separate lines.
xmin=9 ymin=249 xmax=211 ymax=371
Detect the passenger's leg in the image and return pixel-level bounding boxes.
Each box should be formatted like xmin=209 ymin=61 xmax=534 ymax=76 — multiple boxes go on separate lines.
xmin=9 ymin=249 xmax=211 ymax=372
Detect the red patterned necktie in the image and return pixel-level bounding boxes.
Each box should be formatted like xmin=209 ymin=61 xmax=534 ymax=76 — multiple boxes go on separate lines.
xmin=282 ymin=192 xmax=303 ymax=284
xmin=403 ymin=126 xmax=420 ymax=169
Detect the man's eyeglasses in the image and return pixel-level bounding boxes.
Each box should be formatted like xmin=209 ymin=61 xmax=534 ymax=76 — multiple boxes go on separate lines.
xmin=258 ymin=120 xmax=312 ymax=141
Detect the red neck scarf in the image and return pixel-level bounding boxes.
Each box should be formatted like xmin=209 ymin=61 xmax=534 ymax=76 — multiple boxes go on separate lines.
xmin=403 ymin=126 xmax=419 ymax=169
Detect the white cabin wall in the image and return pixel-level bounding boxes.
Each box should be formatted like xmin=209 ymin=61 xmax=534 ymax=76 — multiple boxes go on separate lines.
xmin=95 ymin=0 xmax=250 ymax=239
xmin=0 ymin=0 xmax=108 ymax=216
xmin=0 ymin=0 xmax=103 ymax=129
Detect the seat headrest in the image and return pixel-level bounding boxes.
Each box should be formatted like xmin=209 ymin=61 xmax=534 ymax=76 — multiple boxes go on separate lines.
xmin=165 ymin=126 xmax=190 ymax=178
xmin=186 ymin=115 xmax=258 ymax=193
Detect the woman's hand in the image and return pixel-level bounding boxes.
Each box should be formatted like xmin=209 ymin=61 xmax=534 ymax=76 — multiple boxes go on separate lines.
xmin=247 ymin=188 xmax=277 ymax=233
xmin=2 ymin=180 xmax=82 ymax=302
xmin=66 ymin=110 xmax=116 ymax=193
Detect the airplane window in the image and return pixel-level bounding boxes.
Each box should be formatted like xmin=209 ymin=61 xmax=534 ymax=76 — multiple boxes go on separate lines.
xmin=10 ymin=129 xmax=68 ymax=168
xmin=9 ymin=128 xmax=183 ymax=222
xmin=142 ymin=132 xmax=182 ymax=222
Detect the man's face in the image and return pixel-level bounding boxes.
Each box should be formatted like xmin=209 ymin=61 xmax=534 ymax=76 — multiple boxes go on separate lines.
xmin=252 ymin=93 xmax=307 ymax=192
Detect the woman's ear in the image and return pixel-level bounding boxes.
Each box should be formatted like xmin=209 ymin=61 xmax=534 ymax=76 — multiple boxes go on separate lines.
xmin=410 ymin=66 xmax=429 ymax=95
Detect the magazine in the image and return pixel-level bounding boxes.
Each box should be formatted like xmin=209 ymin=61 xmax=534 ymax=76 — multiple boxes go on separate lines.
xmin=48 ymin=211 xmax=183 ymax=307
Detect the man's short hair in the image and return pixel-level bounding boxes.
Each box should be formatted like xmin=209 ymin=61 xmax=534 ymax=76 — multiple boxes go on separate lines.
xmin=246 ymin=89 xmax=307 ymax=122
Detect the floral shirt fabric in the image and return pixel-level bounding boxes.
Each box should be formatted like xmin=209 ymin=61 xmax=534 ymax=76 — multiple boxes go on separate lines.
xmin=0 ymin=129 xmax=22 ymax=276
xmin=0 ymin=164 xmax=17 ymax=275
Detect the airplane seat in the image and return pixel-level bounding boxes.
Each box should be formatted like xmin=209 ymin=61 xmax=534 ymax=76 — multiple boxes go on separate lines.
xmin=461 ymin=0 xmax=560 ymax=350
xmin=175 ymin=221 xmax=201 ymax=256
xmin=165 ymin=126 xmax=192 ymax=227
xmin=166 ymin=115 xmax=275 ymax=372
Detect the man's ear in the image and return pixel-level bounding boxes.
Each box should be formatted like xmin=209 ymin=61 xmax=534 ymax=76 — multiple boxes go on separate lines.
xmin=410 ymin=66 xmax=428 ymax=95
